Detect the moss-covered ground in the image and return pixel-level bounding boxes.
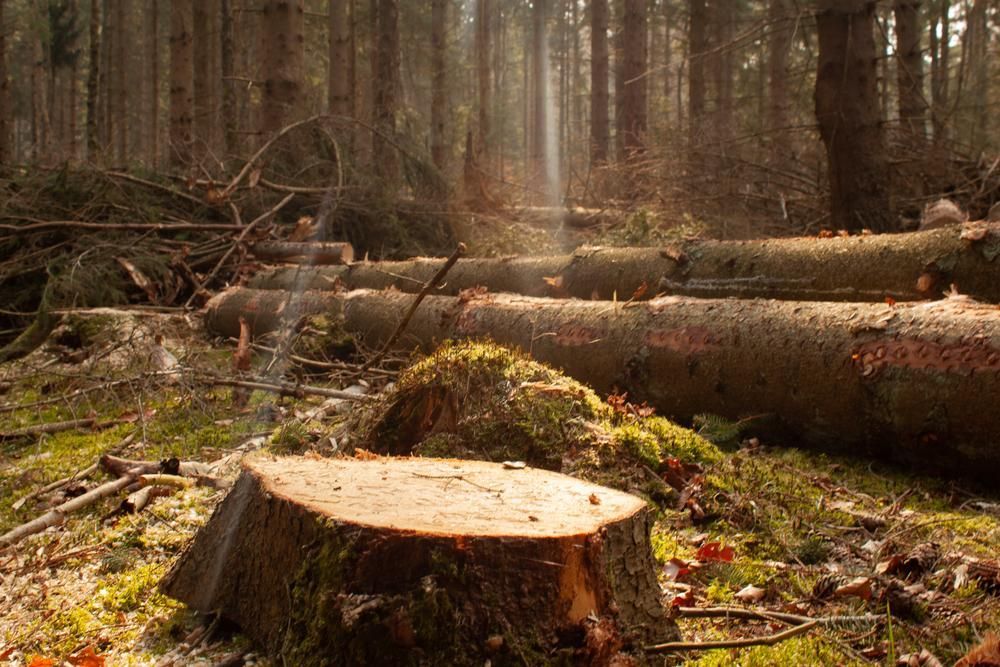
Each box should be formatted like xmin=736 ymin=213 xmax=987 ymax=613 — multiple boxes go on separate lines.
xmin=1 ymin=329 xmax=999 ymax=665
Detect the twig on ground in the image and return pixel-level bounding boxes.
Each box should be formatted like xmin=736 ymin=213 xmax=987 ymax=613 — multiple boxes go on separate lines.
xmin=0 ymin=418 xmax=96 ymax=440
xmin=644 ymin=620 xmax=818 ymax=653
xmin=354 ymin=243 xmax=465 ymax=375
xmin=199 ymin=374 xmax=372 ymax=401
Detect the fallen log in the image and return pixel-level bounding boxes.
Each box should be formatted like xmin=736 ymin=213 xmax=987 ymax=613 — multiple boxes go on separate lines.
xmin=250 ymin=241 xmax=354 ymax=265
xmin=206 ymin=287 xmax=1000 ymax=478
xmin=247 ymin=222 xmax=1000 ymax=303
xmin=161 ymin=455 xmax=677 ymax=663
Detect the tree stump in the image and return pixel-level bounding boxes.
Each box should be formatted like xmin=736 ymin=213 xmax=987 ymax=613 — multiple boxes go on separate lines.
xmin=161 ymin=455 xmax=677 ymax=665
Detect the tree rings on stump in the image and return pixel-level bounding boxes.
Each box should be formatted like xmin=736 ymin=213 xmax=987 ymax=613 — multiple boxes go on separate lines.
xmin=161 ymin=455 xmax=678 ymax=664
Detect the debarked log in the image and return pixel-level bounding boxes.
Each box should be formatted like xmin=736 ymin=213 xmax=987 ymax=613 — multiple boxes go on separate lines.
xmin=247 ymin=222 xmax=1000 ymax=302
xmin=205 ymin=287 xmax=1000 ymax=478
xmin=250 ymin=241 xmax=354 ymax=265
xmin=161 ymin=455 xmax=676 ymax=665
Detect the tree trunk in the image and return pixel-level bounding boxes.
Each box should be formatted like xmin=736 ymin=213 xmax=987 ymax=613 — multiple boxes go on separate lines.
xmin=815 ymin=0 xmax=893 ymax=232
xmin=162 ymin=456 xmax=676 ymax=662
xmin=169 ymin=0 xmax=195 ymax=167
xmin=86 ymin=0 xmax=100 ymax=158
xmin=248 ymin=223 xmax=1000 ymax=304
xmin=113 ymin=0 xmax=128 ymax=163
xmin=894 ymin=0 xmax=926 ymax=139
xmin=767 ymin=0 xmax=792 ymax=132
xmin=147 ymin=0 xmax=159 ymax=166
xmin=206 ymin=289 xmax=1000 ymax=479
xmin=687 ymin=0 xmax=707 ymax=143
xmin=220 ymin=0 xmax=237 ymax=157
xmin=929 ymin=0 xmax=949 ymax=142
xmin=475 ymin=0 xmax=492 ymax=175
xmin=0 ymin=0 xmax=8 ymax=164
xmin=328 ymin=0 xmax=353 ymax=120
xmin=965 ymin=0 xmax=988 ymax=148
xmin=590 ymin=0 xmax=610 ymax=165
xmin=429 ymin=0 xmax=447 ymax=170
xmin=620 ymin=0 xmax=647 ymax=158
xmin=193 ymin=0 xmax=212 ymax=157
xmin=259 ymin=0 xmax=305 ymax=136
xmin=373 ymin=0 xmax=399 ymax=182
xmin=531 ymin=0 xmax=549 ymax=202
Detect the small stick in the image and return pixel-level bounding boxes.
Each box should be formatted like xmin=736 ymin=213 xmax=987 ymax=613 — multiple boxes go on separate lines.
xmin=644 ymin=620 xmax=818 ymax=653
xmin=139 ymin=474 xmax=195 ymax=489
xmin=200 ymin=374 xmax=371 ymax=401
xmin=0 ymin=418 xmax=96 ymax=440
xmin=11 ymin=463 xmax=99 ymax=511
xmin=0 ymin=474 xmax=138 ymax=548
xmin=675 ymin=606 xmax=881 ymax=627
xmin=355 ymin=243 xmax=466 ymax=375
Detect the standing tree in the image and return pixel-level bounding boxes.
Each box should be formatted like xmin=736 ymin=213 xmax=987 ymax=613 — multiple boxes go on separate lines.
xmin=259 ymin=0 xmax=304 ymax=136
xmin=894 ymin=0 xmax=927 ymax=139
xmin=113 ymin=0 xmax=128 ymax=163
xmin=620 ymin=0 xmax=647 ymax=157
xmin=169 ymin=0 xmax=194 ymax=166
xmin=220 ymin=0 xmax=237 ymax=157
xmin=590 ymin=0 xmax=610 ymax=165
xmin=815 ymin=0 xmax=892 ymax=232
xmin=86 ymin=0 xmax=100 ymax=157
xmin=0 ymin=0 xmax=7 ymax=164
xmin=475 ymin=0 xmax=492 ymax=176
xmin=147 ymin=0 xmax=159 ymax=166
xmin=429 ymin=0 xmax=447 ymax=169
xmin=193 ymin=0 xmax=214 ymax=156
xmin=373 ymin=0 xmax=399 ymax=182
xmin=328 ymin=0 xmax=353 ymax=121
xmin=530 ymin=0 xmax=549 ymax=200
xmin=687 ymin=0 xmax=707 ymax=143
xmin=767 ymin=0 xmax=792 ymax=133
xmin=928 ymin=0 xmax=950 ymax=142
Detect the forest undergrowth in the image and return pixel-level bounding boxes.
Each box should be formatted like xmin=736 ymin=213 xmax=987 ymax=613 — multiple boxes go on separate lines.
xmin=0 ymin=311 xmax=998 ymax=666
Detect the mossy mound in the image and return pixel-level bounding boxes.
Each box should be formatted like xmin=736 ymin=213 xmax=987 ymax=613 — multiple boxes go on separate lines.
xmin=352 ymin=341 xmax=720 ymax=498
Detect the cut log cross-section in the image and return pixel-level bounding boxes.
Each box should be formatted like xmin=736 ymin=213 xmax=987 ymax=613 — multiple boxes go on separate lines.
xmin=248 ymin=223 xmax=1000 ymax=303
xmin=161 ymin=456 xmax=677 ymax=664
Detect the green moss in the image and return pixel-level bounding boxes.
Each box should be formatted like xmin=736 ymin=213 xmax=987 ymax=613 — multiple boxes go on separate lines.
xmin=354 ymin=341 xmax=719 ymax=502
xmin=685 ymin=636 xmax=862 ymax=667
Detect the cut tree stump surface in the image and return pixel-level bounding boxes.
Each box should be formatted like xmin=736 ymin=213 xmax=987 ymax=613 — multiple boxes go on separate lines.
xmin=162 ymin=455 xmax=676 ymax=664
xmin=259 ymin=456 xmax=646 ymax=538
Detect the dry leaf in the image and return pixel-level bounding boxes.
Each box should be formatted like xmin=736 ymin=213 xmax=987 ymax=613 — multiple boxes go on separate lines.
xmin=834 ymin=576 xmax=873 ymax=601
xmin=588 ymin=493 xmax=601 ymax=505
xmin=955 ymin=632 xmax=1000 ymax=667
xmin=695 ymin=541 xmax=735 ymax=563
xmin=916 ymin=272 xmax=937 ymax=294
xmin=662 ymin=558 xmax=691 ymax=582
xmin=28 ymin=658 xmax=56 ymax=667
xmin=68 ymin=646 xmax=106 ymax=667
xmin=733 ymin=584 xmax=766 ymax=603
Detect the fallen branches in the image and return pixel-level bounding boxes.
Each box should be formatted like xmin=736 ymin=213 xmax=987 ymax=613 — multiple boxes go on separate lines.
xmin=645 ymin=620 xmax=818 ymax=653
xmin=0 ymin=417 xmax=95 ymax=440
xmin=199 ymin=374 xmax=372 ymax=402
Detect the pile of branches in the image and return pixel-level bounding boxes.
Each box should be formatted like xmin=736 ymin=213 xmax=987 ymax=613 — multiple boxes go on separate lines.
xmin=0 ymin=117 xmax=458 ymax=359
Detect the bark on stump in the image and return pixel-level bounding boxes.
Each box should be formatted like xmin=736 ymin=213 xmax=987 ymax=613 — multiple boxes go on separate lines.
xmin=248 ymin=222 xmax=1000 ymax=303
xmin=205 ymin=288 xmax=1000 ymax=479
xmin=161 ymin=456 xmax=676 ymax=665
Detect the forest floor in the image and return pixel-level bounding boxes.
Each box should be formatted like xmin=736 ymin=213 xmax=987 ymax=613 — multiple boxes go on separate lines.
xmin=0 ymin=308 xmax=998 ymax=666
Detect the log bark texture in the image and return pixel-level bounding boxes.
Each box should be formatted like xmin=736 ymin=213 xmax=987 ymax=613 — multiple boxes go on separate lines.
xmin=248 ymin=223 xmax=1000 ymax=303
xmin=161 ymin=455 xmax=676 ymax=664
xmin=206 ymin=288 xmax=1000 ymax=478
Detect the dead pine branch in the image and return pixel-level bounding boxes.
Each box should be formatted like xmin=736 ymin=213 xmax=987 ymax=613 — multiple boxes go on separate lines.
xmin=198 ymin=374 xmax=372 ymax=402
xmin=354 ymin=242 xmax=466 ymax=375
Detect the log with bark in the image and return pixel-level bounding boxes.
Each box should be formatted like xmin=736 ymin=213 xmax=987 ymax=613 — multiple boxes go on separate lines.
xmin=206 ymin=287 xmax=1000 ymax=478
xmin=161 ymin=455 xmax=677 ymax=664
xmin=247 ymin=222 xmax=1000 ymax=303
xmin=250 ymin=241 xmax=354 ymax=265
